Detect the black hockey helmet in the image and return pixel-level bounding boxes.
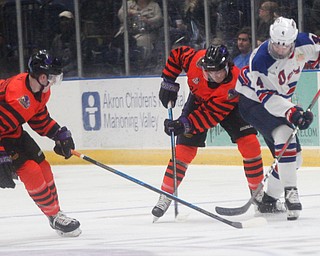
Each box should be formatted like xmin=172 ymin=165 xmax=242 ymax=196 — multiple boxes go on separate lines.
xmin=28 ymin=49 xmax=62 ymax=78
xmin=200 ymin=44 xmax=229 ymax=71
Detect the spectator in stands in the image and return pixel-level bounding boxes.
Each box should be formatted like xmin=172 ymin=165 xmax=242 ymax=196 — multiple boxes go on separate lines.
xmin=182 ymin=0 xmax=218 ymax=49
xmin=233 ymin=27 xmax=252 ymax=69
xmin=309 ymin=0 xmax=320 ymax=35
xmin=38 ymin=1 xmax=66 ymax=47
xmin=216 ymin=0 xmax=244 ymax=56
xmin=115 ymin=0 xmax=163 ymax=62
xmin=167 ymin=0 xmax=187 ymax=47
xmin=80 ymin=0 xmax=121 ymax=74
xmin=0 ymin=33 xmax=13 ymax=77
xmin=256 ymin=1 xmax=278 ymax=43
xmin=51 ymin=11 xmax=77 ymax=77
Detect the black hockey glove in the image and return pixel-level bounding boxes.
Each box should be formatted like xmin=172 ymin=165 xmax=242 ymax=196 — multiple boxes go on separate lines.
xmin=0 ymin=150 xmax=16 ymax=189
xmin=53 ymin=126 xmax=75 ymax=159
xmin=159 ymin=77 xmax=180 ymax=108
xmin=286 ymin=106 xmax=313 ymax=130
xmin=164 ymin=116 xmax=193 ymax=136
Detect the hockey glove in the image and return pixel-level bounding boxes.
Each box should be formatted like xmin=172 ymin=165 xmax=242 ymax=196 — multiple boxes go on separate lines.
xmin=53 ymin=126 xmax=75 ymax=159
xmin=159 ymin=77 xmax=180 ymax=108
xmin=0 ymin=150 xmax=15 ymax=189
xmin=286 ymin=106 xmax=314 ymax=130
xmin=164 ymin=116 xmax=193 ymax=136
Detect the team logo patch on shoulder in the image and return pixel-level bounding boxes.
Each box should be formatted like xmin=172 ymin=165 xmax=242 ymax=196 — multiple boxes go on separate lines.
xmin=227 ymin=89 xmax=239 ymax=100
xmin=18 ymin=95 xmax=30 ymax=109
xmin=192 ymin=77 xmax=200 ymax=84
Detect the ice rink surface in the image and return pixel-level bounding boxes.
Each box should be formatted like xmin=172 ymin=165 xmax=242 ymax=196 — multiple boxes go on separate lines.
xmin=1 ymin=163 xmax=320 ymax=256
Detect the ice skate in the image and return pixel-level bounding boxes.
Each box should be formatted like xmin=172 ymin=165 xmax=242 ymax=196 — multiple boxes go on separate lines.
xmin=251 ymin=189 xmax=264 ymax=213
xmin=251 ymin=189 xmax=264 ymax=206
xmin=152 ymin=194 xmax=172 ymax=222
xmin=285 ymin=187 xmax=302 ymax=221
xmin=48 ymin=211 xmax=82 ymax=237
xmin=257 ymin=193 xmax=286 ymax=214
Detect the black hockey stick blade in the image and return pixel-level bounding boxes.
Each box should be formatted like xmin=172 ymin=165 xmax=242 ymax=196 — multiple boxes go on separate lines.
xmin=215 ymin=128 xmax=296 ymax=216
xmin=215 ymin=184 xmax=262 ymax=216
xmin=71 ymin=150 xmax=266 ymax=229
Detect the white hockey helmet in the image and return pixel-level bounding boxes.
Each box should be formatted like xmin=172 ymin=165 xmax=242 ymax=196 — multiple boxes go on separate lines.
xmin=268 ymin=17 xmax=298 ymax=59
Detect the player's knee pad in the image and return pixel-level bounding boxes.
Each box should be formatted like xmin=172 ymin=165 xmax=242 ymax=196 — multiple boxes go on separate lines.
xmin=175 ymin=145 xmax=197 ymax=164
xmin=16 ymin=160 xmax=44 ymax=190
xmin=272 ymin=125 xmax=297 ymax=163
xmin=39 ymin=160 xmax=54 ymax=183
xmin=272 ymin=125 xmax=297 ymax=145
xmin=236 ymin=134 xmax=261 ymax=159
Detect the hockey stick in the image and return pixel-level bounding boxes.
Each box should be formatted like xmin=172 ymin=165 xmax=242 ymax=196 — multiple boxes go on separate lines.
xmin=167 ymin=101 xmax=179 ymax=218
xmin=71 ymin=150 xmax=266 ymax=229
xmin=215 ymin=89 xmax=320 ymax=216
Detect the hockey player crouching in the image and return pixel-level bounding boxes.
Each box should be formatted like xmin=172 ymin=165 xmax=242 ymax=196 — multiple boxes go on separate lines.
xmin=0 ymin=50 xmax=81 ymax=237
xmin=152 ymin=44 xmax=286 ymax=221
xmin=236 ymin=17 xmax=320 ymax=221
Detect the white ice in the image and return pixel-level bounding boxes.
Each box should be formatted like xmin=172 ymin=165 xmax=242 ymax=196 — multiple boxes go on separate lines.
xmin=1 ymin=163 xmax=320 ymax=256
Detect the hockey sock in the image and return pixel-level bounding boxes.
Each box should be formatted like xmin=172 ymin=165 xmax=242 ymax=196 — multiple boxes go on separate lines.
xmin=236 ymin=135 xmax=263 ymax=190
xmin=39 ymin=160 xmax=59 ymax=204
xmin=266 ymin=165 xmax=283 ymax=199
xmin=161 ymin=145 xmax=197 ymax=194
xmin=272 ymin=125 xmax=298 ymax=188
xmin=17 ymin=160 xmax=60 ymax=216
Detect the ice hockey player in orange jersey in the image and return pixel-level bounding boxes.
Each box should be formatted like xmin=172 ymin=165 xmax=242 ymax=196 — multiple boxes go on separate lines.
xmin=152 ymin=44 xmax=285 ymax=221
xmin=0 ymin=49 xmax=81 ymax=237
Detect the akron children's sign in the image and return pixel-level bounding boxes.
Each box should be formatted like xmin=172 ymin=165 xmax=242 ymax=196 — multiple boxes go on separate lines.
xmin=80 ymin=77 xmax=188 ymax=149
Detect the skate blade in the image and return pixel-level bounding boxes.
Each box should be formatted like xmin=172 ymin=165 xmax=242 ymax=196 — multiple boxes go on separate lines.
xmin=56 ymin=228 xmax=82 ymax=237
xmin=287 ymin=210 xmax=300 ymax=221
xmin=152 ymin=216 xmax=160 ymax=223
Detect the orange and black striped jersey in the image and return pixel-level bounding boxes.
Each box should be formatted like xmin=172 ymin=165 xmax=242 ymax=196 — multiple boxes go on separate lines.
xmin=162 ymin=46 xmax=240 ymax=133
xmin=0 ymin=73 xmax=59 ymax=140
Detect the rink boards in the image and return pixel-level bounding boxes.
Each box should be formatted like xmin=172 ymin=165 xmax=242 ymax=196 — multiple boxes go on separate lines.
xmin=24 ymin=71 xmax=320 ymax=166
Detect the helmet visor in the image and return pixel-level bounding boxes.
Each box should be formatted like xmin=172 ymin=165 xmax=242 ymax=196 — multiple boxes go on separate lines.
xmin=268 ymin=40 xmax=294 ymax=59
xmin=202 ymin=66 xmax=228 ymax=83
xmin=48 ymin=73 xmax=63 ymax=87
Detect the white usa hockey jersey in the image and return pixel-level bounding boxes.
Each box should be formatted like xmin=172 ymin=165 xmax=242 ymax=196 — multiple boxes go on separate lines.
xmin=236 ymin=32 xmax=320 ymax=118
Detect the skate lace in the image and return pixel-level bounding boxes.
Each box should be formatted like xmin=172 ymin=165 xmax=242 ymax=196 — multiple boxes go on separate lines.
xmin=251 ymin=189 xmax=264 ymax=204
xmin=53 ymin=212 xmax=74 ymax=226
xmin=286 ymin=189 xmax=300 ymax=204
xmin=254 ymin=190 xmax=264 ymax=203
xmin=275 ymin=200 xmax=287 ymax=211
xmin=156 ymin=195 xmax=172 ymax=210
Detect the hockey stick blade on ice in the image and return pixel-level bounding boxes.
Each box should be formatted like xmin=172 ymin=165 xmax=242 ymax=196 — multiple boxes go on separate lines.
xmin=215 ymin=89 xmax=320 ymax=216
xmin=71 ymin=150 xmax=266 ymax=229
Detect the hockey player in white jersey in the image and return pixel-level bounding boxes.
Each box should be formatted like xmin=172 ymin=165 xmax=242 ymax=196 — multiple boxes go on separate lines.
xmin=236 ymin=17 xmax=320 ymax=220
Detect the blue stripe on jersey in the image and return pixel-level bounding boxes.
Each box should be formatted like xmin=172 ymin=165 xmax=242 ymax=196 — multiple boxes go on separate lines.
xmin=251 ymin=41 xmax=276 ymax=76
xmin=295 ymin=33 xmax=315 ymax=48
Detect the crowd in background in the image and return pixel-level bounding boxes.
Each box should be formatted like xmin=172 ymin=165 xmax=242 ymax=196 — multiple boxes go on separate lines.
xmin=0 ymin=0 xmax=319 ymax=79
